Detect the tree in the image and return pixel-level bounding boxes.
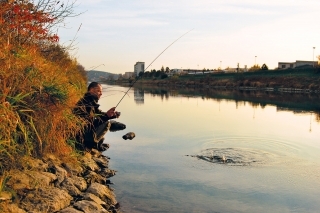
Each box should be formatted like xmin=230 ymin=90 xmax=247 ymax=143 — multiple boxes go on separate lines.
xmin=149 ymin=69 xmax=156 ymax=77
xmin=161 ymin=73 xmax=168 ymax=79
xmin=155 ymin=70 xmax=161 ymax=77
xmin=138 ymin=71 xmax=144 ymax=78
xmin=161 ymin=66 xmax=165 ymax=72
xmin=249 ymin=64 xmax=261 ymax=72
xmin=143 ymin=71 xmax=150 ymax=78
xmin=261 ymin=64 xmax=269 ymax=70
xmin=165 ymin=67 xmax=170 ymax=73
xmin=0 ymin=0 xmax=77 ymax=46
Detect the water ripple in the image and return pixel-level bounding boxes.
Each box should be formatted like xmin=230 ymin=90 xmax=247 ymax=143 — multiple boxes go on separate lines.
xmin=187 ymin=136 xmax=305 ymax=167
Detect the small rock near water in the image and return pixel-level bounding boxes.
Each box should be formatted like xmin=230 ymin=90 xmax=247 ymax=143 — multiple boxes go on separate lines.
xmin=122 ymin=132 xmax=135 ymax=140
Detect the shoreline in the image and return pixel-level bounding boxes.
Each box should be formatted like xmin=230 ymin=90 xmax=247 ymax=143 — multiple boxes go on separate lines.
xmin=105 ymin=68 xmax=320 ymax=94
xmin=0 ymin=149 xmax=121 ymax=213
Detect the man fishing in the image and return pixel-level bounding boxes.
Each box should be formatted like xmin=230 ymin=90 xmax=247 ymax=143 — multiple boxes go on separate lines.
xmin=74 ymin=82 xmax=126 ymax=151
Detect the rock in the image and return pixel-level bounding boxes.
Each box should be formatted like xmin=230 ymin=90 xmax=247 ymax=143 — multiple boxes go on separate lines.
xmin=81 ymin=156 xmax=100 ymax=172
xmin=1 ymin=140 xmax=120 ymax=213
xmin=82 ymin=193 xmax=107 ymax=207
xmin=6 ymin=170 xmax=56 ymax=191
xmin=2 ymin=204 xmax=27 ymax=213
xmin=90 ymin=149 xmax=102 ymax=158
xmin=23 ymin=157 xmax=48 ymax=172
xmin=70 ymin=176 xmax=87 ymax=191
xmin=60 ymin=177 xmax=81 ymax=197
xmin=86 ymin=183 xmax=117 ymax=205
xmin=122 ymin=132 xmax=135 ymax=140
xmin=50 ymin=164 xmax=68 ymax=186
xmin=73 ymin=200 xmax=108 ymax=213
xmin=20 ymin=187 xmax=72 ymax=213
xmin=58 ymin=207 xmax=83 ymax=213
xmin=0 ymin=191 xmax=12 ymax=201
xmin=100 ymin=168 xmax=116 ymax=178
xmin=43 ymin=154 xmax=62 ymax=165
xmin=84 ymin=171 xmax=106 ymax=185
xmin=61 ymin=162 xmax=84 ymax=176
xmin=40 ymin=171 xmax=58 ymax=183
xmin=92 ymin=157 xmax=108 ymax=168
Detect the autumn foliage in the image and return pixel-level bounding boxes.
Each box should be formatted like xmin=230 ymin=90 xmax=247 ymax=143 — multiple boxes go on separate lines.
xmin=0 ymin=0 xmax=87 ymax=170
xmin=0 ymin=0 xmax=61 ymax=44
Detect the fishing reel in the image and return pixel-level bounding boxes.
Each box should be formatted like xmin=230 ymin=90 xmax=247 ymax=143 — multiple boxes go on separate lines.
xmin=115 ymin=111 xmax=121 ymax=117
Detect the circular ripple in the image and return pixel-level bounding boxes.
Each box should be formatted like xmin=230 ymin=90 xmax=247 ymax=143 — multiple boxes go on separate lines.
xmin=187 ymin=136 xmax=303 ymax=167
xmin=192 ymin=147 xmax=280 ymax=166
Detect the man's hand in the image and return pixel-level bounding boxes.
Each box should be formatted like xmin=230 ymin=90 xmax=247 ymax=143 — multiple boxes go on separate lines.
xmin=106 ymin=107 xmax=120 ymax=118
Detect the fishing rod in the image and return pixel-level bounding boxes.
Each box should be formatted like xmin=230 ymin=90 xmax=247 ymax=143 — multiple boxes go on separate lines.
xmin=115 ymin=29 xmax=194 ymax=108
xmin=87 ymin=64 xmax=105 ymax=72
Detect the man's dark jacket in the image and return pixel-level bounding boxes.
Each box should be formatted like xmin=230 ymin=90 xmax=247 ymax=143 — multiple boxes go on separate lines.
xmin=73 ymin=92 xmax=116 ymax=148
xmin=74 ymin=92 xmax=114 ymax=127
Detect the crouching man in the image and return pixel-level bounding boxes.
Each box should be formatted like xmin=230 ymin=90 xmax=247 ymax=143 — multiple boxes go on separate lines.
xmin=74 ymin=82 xmax=126 ymax=151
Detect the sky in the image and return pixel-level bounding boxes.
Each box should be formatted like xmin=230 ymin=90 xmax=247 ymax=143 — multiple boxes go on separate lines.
xmin=58 ymin=0 xmax=320 ymax=74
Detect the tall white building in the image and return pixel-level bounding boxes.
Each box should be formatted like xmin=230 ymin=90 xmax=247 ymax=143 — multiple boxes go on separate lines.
xmin=134 ymin=62 xmax=145 ymax=76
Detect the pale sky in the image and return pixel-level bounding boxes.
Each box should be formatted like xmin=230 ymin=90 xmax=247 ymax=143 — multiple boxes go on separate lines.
xmin=58 ymin=0 xmax=320 ymax=74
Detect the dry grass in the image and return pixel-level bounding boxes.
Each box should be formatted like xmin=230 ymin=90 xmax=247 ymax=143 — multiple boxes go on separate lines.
xmin=0 ymin=35 xmax=87 ymax=171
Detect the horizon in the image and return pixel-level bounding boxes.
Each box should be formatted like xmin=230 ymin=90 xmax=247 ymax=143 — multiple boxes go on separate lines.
xmin=59 ymin=0 xmax=320 ymax=74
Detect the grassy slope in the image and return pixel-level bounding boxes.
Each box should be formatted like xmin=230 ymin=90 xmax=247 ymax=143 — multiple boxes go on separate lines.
xmin=130 ymin=68 xmax=320 ymax=91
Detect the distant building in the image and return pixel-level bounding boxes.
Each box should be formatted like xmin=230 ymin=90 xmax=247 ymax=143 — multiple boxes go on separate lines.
xmin=224 ymin=66 xmax=248 ymax=72
xmin=278 ymin=60 xmax=317 ymax=69
xmin=134 ymin=62 xmax=145 ymax=76
xmin=123 ymin=72 xmax=134 ymax=79
xmin=168 ymin=69 xmax=185 ymax=76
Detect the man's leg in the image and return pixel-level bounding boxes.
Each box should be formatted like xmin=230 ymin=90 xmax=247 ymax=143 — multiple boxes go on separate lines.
xmin=109 ymin=120 xmax=126 ymax=132
xmin=92 ymin=120 xmax=126 ymax=151
xmin=94 ymin=121 xmax=111 ymax=143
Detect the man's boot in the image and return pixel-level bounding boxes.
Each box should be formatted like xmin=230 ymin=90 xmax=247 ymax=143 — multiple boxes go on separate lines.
xmin=97 ymin=138 xmax=110 ymax=151
xmin=109 ymin=120 xmax=126 ymax=132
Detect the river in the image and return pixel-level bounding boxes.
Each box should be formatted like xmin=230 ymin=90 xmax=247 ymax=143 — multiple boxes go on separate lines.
xmin=98 ymin=84 xmax=320 ymax=213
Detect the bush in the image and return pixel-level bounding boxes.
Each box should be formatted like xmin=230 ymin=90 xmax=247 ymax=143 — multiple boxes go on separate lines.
xmin=0 ymin=0 xmax=87 ymax=170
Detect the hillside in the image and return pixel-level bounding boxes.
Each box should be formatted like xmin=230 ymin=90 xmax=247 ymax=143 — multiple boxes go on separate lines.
xmin=87 ymin=70 xmax=119 ymax=82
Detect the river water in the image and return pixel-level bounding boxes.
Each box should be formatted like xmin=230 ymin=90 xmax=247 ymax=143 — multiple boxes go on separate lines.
xmin=99 ymin=84 xmax=320 ymax=213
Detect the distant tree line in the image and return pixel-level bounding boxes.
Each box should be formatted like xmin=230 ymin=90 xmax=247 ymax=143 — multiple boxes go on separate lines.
xmin=139 ymin=66 xmax=169 ymax=79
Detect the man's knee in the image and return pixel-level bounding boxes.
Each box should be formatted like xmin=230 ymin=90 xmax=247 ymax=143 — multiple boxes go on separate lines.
xmin=109 ymin=120 xmax=126 ymax=132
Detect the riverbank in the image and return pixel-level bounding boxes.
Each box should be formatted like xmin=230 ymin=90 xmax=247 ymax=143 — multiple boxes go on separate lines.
xmin=113 ymin=68 xmax=320 ymax=93
xmin=0 ymin=149 xmax=121 ymax=213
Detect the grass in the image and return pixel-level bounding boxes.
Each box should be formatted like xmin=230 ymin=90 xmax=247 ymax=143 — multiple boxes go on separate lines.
xmin=0 ymin=34 xmax=87 ymax=172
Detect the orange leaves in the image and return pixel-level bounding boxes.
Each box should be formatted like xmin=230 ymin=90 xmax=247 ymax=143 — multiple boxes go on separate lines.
xmin=0 ymin=1 xmax=59 ymax=43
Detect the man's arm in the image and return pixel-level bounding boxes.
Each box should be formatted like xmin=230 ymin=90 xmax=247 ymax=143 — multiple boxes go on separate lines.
xmin=97 ymin=107 xmax=120 ymax=121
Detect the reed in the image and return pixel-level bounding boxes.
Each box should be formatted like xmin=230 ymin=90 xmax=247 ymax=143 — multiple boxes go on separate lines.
xmin=0 ymin=0 xmax=87 ymax=170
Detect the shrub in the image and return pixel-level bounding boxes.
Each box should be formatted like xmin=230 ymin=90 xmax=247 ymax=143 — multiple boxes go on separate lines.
xmin=0 ymin=0 xmax=87 ymax=170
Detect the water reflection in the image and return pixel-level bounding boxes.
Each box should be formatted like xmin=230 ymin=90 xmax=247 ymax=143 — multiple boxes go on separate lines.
xmin=101 ymin=84 xmax=320 ymax=213
xmin=134 ymin=88 xmax=144 ymax=104
xmin=133 ymin=85 xmax=320 ymax=122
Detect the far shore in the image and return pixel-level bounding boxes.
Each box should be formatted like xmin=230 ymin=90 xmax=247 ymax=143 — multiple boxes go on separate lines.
xmin=104 ymin=68 xmax=320 ymax=93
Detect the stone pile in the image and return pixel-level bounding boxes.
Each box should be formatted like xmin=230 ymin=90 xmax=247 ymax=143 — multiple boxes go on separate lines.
xmin=0 ymin=149 xmax=120 ymax=213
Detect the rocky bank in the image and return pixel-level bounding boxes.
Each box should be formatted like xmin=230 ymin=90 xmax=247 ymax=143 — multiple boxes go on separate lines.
xmin=0 ymin=149 xmax=121 ymax=213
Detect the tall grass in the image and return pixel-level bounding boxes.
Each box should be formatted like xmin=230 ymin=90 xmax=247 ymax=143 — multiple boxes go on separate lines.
xmin=0 ymin=35 xmax=87 ymax=171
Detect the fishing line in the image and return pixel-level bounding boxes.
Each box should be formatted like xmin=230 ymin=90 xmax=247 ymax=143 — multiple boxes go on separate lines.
xmin=100 ymin=90 xmax=131 ymax=99
xmin=115 ymin=29 xmax=194 ymax=108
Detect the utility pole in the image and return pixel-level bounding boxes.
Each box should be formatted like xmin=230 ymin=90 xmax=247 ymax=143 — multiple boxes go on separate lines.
xmin=313 ymin=47 xmax=316 ymax=67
